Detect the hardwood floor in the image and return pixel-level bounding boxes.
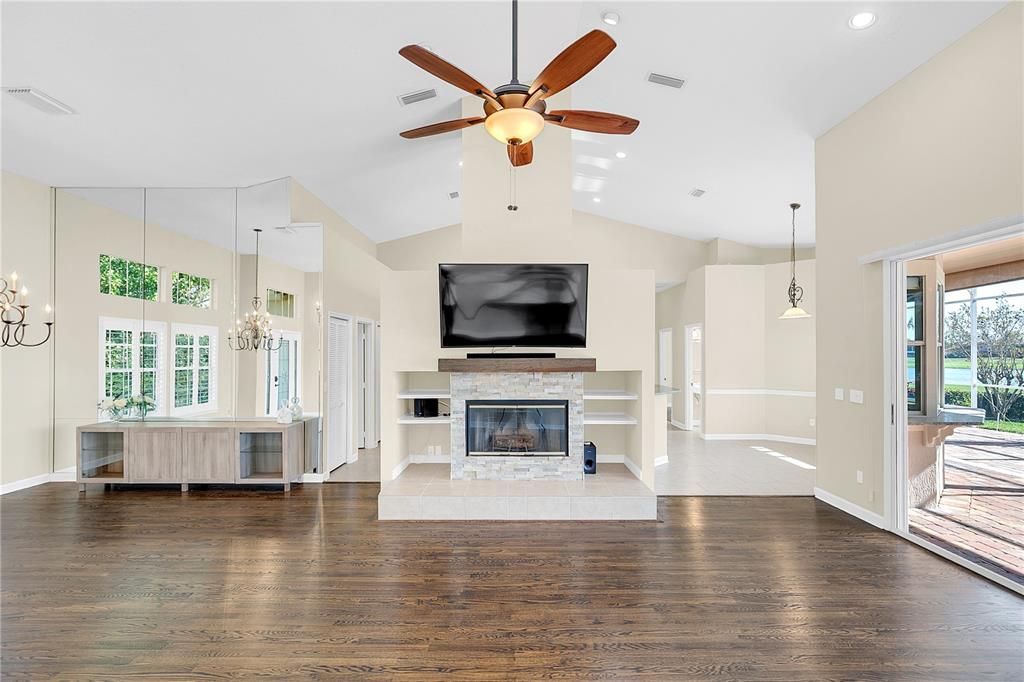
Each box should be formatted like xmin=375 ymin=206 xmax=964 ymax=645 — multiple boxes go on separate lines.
xmin=2 ymin=484 xmax=1021 ymax=680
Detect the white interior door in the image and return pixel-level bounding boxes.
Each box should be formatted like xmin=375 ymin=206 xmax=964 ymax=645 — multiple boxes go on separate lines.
xmin=374 ymin=323 xmax=381 ymax=446
xmin=684 ymin=324 xmax=702 ymax=430
xmin=356 ymin=321 xmax=371 ymax=448
xmin=327 ymin=316 xmax=350 ymax=472
xmin=265 ymin=331 xmax=301 ymax=416
xmin=658 ymin=328 xmax=673 ymax=387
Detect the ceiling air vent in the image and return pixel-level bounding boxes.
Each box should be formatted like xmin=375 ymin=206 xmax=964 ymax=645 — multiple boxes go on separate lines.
xmin=398 ymin=88 xmax=437 ymax=106
xmin=688 ymin=188 xmax=706 ymax=198
xmin=3 ymin=87 xmax=76 ymax=114
xmin=448 ymin=191 xmax=460 ymax=199
xmin=647 ymin=73 xmax=685 ymax=89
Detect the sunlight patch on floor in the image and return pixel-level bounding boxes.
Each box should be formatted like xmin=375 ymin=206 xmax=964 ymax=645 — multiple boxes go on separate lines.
xmin=750 ymin=445 xmax=816 ymax=470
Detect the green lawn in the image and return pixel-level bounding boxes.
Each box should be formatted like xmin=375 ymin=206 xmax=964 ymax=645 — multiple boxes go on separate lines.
xmin=979 ymin=419 xmax=1024 ymax=435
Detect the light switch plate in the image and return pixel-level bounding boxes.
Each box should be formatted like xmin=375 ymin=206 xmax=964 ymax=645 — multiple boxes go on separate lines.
xmin=850 ymin=389 xmax=864 ymax=404
xmin=857 ymin=470 xmax=864 ymax=484
xmin=834 ymin=388 xmax=844 ymax=401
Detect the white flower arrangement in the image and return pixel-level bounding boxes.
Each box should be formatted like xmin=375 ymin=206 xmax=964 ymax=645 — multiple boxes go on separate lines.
xmin=129 ymin=394 xmax=156 ymax=417
xmin=97 ymin=396 xmax=128 ymax=422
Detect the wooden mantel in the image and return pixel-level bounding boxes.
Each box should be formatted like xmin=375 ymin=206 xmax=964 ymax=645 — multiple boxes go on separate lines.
xmin=438 ymin=357 xmax=597 ymax=373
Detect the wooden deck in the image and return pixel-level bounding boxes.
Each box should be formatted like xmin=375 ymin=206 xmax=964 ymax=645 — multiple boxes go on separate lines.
xmin=2 ymin=482 xmax=1021 ymax=679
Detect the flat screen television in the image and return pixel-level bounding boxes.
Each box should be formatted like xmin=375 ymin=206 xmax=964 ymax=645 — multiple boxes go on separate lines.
xmin=439 ymin=264 xmax=588 ymax=348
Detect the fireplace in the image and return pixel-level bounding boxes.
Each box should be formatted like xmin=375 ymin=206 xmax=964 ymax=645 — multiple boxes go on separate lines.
xmin=466 ymin=400 xmax=569 ymax=457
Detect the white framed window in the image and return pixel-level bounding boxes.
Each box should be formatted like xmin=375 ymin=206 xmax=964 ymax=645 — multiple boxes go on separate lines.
xmin=98 ymin=317 xmax=167 ymax=416
xmin=171 ymin=323 xmax=219 ymax=416
xmin=171 ymin=271 xmax=213 ymax=308
xmin=266 ymin=288 xmax=296 ymax=318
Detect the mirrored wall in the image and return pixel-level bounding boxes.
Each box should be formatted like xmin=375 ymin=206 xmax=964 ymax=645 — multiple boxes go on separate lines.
xmin=52 ymin=181 xmax=323 ymax=473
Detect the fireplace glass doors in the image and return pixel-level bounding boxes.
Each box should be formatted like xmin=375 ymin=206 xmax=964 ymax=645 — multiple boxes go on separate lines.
xmin=466 ymin=400 xmax=569 ymax=456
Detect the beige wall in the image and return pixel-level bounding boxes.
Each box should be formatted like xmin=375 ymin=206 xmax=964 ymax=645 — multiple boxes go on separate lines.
xmin=707 ymin=238 xmax=814 ymax=266
xmin=377 ymin=211 xmax=708 ymax=286
xmin=0 ymin=172 xmax=54 ymax=485
xmin=657 ymin=260 xmax=815 ymax=440
xmin=815 ymin=4 xmax=1023 ymax=513
xmin=289 ymin=179 xmax=391 ymax=470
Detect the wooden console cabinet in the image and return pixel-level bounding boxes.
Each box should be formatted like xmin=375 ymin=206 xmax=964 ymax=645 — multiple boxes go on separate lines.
xmin=77 ymin=419 xmax=316 ymax=492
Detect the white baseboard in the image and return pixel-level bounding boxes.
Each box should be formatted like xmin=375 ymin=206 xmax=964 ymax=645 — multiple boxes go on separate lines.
xmin=654 ymin=455 xmax=669 ymax=467
xmin=410 ymin=453 xmax=450 ymax=464
xmin=0 ymin=472 xmax=53 ymax=495
xmin=302 ymin=472 xmax=327 ymax=483
xmin=813 ymin=487 xmax=885 ymax=529
xmin=0 ymin=466 xmax=77 ymax=495
xmin=701 ymin=433 xmax=816 ymax=446
xmin=669 ymin=419 xmax=689 ymax=430
xmin=623 ymin=457 xmax=642 ymax=480
xmin=391 ymin=457 xmax=410 ymax=480
xmin=596 ymin=453 xmax=624 ymax=463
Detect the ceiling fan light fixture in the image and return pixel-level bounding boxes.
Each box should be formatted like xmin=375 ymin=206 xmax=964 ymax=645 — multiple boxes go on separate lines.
xmin=484 ymin=107 xmax=545 ymax=145
xmin=601 ymin=11 xmax=620 ymax=26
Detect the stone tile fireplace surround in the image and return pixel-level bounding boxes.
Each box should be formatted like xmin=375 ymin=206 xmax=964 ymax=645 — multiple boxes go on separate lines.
xmin=451 ymin=372 xmax=584 ymax=480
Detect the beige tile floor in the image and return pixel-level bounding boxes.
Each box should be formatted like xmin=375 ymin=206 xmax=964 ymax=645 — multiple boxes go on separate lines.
xmin=327 ymin=447 xmax=381 ymax=483
xmin=379 ymin=463 xmax=656 ymax=520
xmin=656 ymin=427 xmax=816 ymax=496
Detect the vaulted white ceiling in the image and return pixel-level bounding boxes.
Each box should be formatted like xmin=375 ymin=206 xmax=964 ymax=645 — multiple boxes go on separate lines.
xmin=1 ymin=1 xmax=1005 ymax=246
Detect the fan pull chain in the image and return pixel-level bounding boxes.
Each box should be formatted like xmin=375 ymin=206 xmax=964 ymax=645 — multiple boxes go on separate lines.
xmin=507 ymin=165 xmax=519 ymax=211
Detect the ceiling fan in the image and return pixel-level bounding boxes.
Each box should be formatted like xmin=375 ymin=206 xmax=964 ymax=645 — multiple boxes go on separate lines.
xmin=398 ymin=0 xmax=639 ymax=167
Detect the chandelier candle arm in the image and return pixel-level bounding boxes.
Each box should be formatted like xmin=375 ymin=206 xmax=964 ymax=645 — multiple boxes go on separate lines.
xmin=0 ymin=274 xmax=54 ymax=348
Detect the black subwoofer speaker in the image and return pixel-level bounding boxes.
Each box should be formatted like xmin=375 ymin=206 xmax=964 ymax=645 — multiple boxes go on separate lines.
xmin=583 ymin=441 xmax=597 ymax=474
xmin=414 ymin=398 xmax=439 ymax=418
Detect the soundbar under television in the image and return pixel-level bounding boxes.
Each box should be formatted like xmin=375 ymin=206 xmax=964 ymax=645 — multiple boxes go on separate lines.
xmin=439 ymin=264 xmax=588 ymax=348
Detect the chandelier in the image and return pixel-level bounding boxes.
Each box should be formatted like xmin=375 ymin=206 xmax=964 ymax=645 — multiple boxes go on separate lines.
xmin=1 ymin=271 xmax=54 ymax=348
xmin=228 ymin=229 xmax=282 ymax=352
xmin=779 ymin=202 xmax=811 ymax=320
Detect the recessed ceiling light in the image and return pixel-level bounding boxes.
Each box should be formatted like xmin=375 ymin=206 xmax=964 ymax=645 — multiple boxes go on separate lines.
xmin=848 ymin=12 xmax=876 ymax=30
xmin=458 ymin=160 xmax=463 ymax=167
xmin=593 ymin=197 xmax=602 ymax=203
xmin=601 ymin=11 xmax=620 ymax=26
xmin=615 ymin=151 xmax=627 ymax=159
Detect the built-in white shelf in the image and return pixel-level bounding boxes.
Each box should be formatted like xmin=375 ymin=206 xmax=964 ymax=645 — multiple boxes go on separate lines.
xmin=583 ymin=412 xmax=638 ymax=425
xmin=583 ymin=390 xmax=639 ymax=401
xmin=397 ymin=389 xmax=451 ymax=400
xmin=397 ymin=414 xmax=452 ymax=425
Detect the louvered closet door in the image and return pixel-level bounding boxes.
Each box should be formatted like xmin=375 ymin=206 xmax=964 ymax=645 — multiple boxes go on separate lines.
xmin=327 ymin=316 xmax=350 ymax=472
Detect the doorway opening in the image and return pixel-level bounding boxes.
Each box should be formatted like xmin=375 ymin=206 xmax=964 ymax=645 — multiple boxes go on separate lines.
xmin=326 ymin=314 xmax=351 ymax=474
xmin=265 ymin=331 xmax=301 ymax=416
xmin=888 ymin=230 xmax=1023 ymax=592
xmin=683 ymin=324 xmax=702 ymax=432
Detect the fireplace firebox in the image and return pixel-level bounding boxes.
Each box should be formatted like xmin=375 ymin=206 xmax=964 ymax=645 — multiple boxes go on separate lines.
xmin=466 ymin=400 xmax=569 ymax=456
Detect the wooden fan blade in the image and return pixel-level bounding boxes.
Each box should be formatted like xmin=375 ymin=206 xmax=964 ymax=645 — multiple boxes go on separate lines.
xmin=399 ymin=45 xmax=496 ymax=99
xmin=528 ymin=30 xmax=616 ymax=99
xmin=547 ymin=110 xmax=639 ymax=135
xmin=508 ymin=141 xmax=534 ymax=167
xmin=400 ymin=116 xmax=485 ymax=139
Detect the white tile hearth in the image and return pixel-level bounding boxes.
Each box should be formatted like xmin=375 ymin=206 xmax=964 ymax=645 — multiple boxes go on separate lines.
xmin=378 ymin=463 xmax=656 ymax=520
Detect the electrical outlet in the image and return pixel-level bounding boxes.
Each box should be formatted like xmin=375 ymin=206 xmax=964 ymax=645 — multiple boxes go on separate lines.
xmin=856 ymin=470 xmax=864 ymax=484
xmin=849 ymin=389 xmax=864 ymax=404
xmin=809 ymin=418 xmax=816 ymax=427
xmin=834 ymin=388 xmax=844 ymax=401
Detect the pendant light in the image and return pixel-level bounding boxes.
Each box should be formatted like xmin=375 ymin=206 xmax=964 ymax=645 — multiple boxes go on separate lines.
xmin=779 ymin=202 xmax=811 ymax=320
xmin=228 ymin=228 xmax=283 ymax=352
